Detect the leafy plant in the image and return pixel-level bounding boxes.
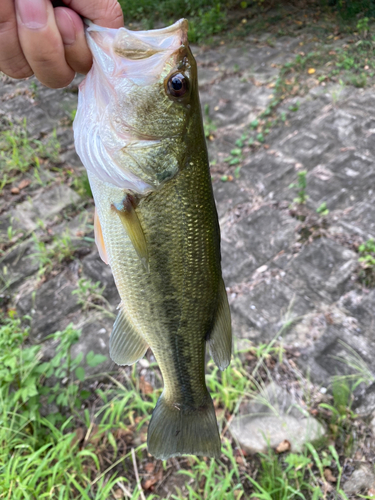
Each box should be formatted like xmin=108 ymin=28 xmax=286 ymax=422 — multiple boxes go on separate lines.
xmin=289 ymin=171 xmax=309 ymax=205
xmin=30 ymin=230 xmax=77 ymax=277
xmin=249 ymin=448 xmax=320 ymax=499
xmin=316 ymin=202 xmax=329 ymax=216
xmin=188 ymin=4 xmax=226 ymax=42
xmin=357 ymin=17 xmax=370 ymax=37
xmin=203 ymin=104 xmax=217 ymax=139
xmin=0 ymin=118 xmax=60 ymax=190
xmin=358 ymin=238 xmax=375 ymax=286
xmin=72 ymin=278 xmax=114 ymax=317
xmin=118 ymin=0 xmax=230 ymax=42
xmin=72 ymin=171 xmax=93 ymax=198
xmin=172 ymin=439 xmax=247 ymax=500
xmin=0 ymin=313 xmax=116 ymax=499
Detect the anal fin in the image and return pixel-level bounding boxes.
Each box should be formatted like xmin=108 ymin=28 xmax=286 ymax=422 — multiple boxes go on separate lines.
xmin=110 ymin=306 xmax=149 ymax=366
xmin=207 ymin=279 xmax=232 ymax=371
xmin=113 ymin=195 xmax=149 ymax=271
xmin=94 ymin=207 xmax=109 ymax=265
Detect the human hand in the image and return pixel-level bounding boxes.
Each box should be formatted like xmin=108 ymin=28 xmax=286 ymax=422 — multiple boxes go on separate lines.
xmin=0 ymin=0 xmax=124 ymax=88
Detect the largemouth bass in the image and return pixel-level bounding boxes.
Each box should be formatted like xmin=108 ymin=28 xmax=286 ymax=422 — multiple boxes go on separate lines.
xmin=73 ymin=19 xmax=232 ymax=460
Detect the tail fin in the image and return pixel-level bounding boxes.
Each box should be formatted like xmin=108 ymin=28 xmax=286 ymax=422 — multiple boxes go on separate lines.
xmin=147 ymin=392 xmax=221 ymax=460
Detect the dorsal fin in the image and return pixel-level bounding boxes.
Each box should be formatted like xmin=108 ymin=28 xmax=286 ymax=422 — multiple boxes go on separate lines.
xmin=94 ymin=207 xmax=109 ymax=265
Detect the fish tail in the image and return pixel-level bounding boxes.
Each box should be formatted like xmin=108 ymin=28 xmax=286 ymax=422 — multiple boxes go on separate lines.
xmin=147 ymin=392 xmax=221 ymax=460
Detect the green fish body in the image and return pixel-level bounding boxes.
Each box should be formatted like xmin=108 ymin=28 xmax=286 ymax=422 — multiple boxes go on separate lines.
xmin=74 ymin=19 xmax=232 ymax=460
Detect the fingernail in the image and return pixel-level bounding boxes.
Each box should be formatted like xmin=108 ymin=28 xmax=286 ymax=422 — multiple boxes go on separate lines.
xmin=16 ymin=0 xmax=48 ymax=29
xmin=55 ymin=9 xmax=76 ymax=46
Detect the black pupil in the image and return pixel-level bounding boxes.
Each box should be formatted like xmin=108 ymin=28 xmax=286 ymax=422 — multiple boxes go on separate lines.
xmin=171 ymin=76 xmax=183 ymax=90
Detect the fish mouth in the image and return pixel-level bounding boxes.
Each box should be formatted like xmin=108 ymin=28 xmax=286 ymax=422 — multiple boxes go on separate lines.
xmin=85 ymin=19 xmax=189 ymax=84
xmin=113 ymin=19 xmax=188 ymax=59
xmin=84 ymin=18 xmax=188 ymax=52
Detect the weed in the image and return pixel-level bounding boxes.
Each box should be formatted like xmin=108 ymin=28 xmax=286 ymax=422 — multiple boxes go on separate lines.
xmin=332 ymin=340 xmax=375 ymax=388
xmin=206 ymin=355 xmax=251 ymax=414
xmin=118 ymin=0 xmax=230 ymax=43
xmin=249 ymin=447 xmax=320 ymax=499
xmin=274 ymin=34 xmax=375 ymax=103
xmin=346 ymin=72 xmax=367 ymax=88
xmin=30 ymin=80 xmax=39 ymax=99
xmin=0 ymin=222 xmax=24 ymax=251
xmin=289 ymin=171 xmax=309 ymax=205
xmin=30 ymin=230 xmax=77 ymax=277
xmin=0 ymin=307 xmax=366 ymax=498
xmin=331 ymin=377 xmax=353 ymax=417
xmin=333 ymin=1 xmax=375 ymax=19
xmin=256 ymin=132 xmax=265 ymax=143
xmin=40 ymin=324 xmax=107 ymax=418
xmin=0 ymin=313 xmax=128 ymax=499
xmin=72 ymin=171 xmax=93 ymax=198
xmin=234 ymin=165 xmax=242 ymax=179
xmin=324 ymin=339 xmax=374 ymax=450
xmin=172 ymin=439 xmax=247 ymax=500
xmin=250 ymin=119 xmax=259 ymax=129
xmin=189 ymin=4 xmax=227 ymax=43
xmin=316 ymin=202 xmax=329 ymax=216
xmin=72 ymin=278 xmax=114 ymax=318
xmin=203 ymin=104 xmax=217 ymax=139
xmin=0 ymin=118 xmax=60 ymax=190
xmin=358 ymin=238 xmax=375 ymax=286
xmin=288 ymin=101 xmax=300 ymax=112
xmin=357 ymin=17 xmax=370 ymax=37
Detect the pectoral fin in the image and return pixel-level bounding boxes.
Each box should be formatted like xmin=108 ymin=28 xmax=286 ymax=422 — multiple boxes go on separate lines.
xmin=207 ymin=279 xmax=232 ymax=371
xmin=110 ymin=306 xmax=149 ymax=366
xmin=94 ymin=207 xmax=109 ymax=265
xmin=113 ymin=195 xmax=149 ymax=271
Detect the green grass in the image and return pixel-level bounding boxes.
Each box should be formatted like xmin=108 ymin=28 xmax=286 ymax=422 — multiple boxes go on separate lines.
xmin=248 ymin=449 xmax=320 ymax=500
xmin=172 ymin=440 xmax=248 ymax=499
xmin=118 ymin=0 xmax=234 ymax=42
xmin=274 ymin=33 xmax=375 ymax=100
xmin=29 ymin=230 xmax=78 ymax=278
xmin=289 ymin=171 xmax=309 ymax=206
xmin=71 ymin=171 xmax=93 ymax=199
xmin=358 ymin=238 xmax=375 ymax=287
xmin=328 ymin=0 xmax=375 ymax=19
xmin=0 ymin=314 xmax=146 ymax=499
xmin=72 ymin=278 xmax=115 ymax=317
xmin=0 ymin=307 xmax=372 ymax=499
xmin=0 ymin=118 xmax=60 ymax=192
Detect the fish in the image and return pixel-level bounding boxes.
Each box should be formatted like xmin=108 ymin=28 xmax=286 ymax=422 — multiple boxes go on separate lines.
xmin=73 ymin=19 xmax=232 ymax=460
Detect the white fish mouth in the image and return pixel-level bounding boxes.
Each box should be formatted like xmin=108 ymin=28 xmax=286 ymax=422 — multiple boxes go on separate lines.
xmin=85 ymin=18 xmax=188 ymax=55
xmin=73 ymin=20 xmax=189 ymax=194
xmin=84 ymin=19 xmax=189 ymax=86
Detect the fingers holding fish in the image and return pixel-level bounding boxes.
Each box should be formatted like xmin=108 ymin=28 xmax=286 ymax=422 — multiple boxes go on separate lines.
xmin=0 ymin=0 xmax=123 ymax=87
xmin=0 ymin=0 xmax=33 ymax=79
xmin=54 ymin=0 xmax=124 ymax=75
xmin=54 ymin=7 xmax=92 ymax=75
xmin=62 ymin=0 xmax=124 ymax=29
xmin=15 ymin=0 xmax=75 ymax=88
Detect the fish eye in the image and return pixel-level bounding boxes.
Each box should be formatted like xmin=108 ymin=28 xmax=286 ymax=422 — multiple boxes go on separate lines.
xmin=167 ymin=73 xmax=189 ymax=98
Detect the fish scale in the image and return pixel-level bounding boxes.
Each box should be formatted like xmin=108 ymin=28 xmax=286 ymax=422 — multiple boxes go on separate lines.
xmin=90 ymin=157 xmax=219 ymax=401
